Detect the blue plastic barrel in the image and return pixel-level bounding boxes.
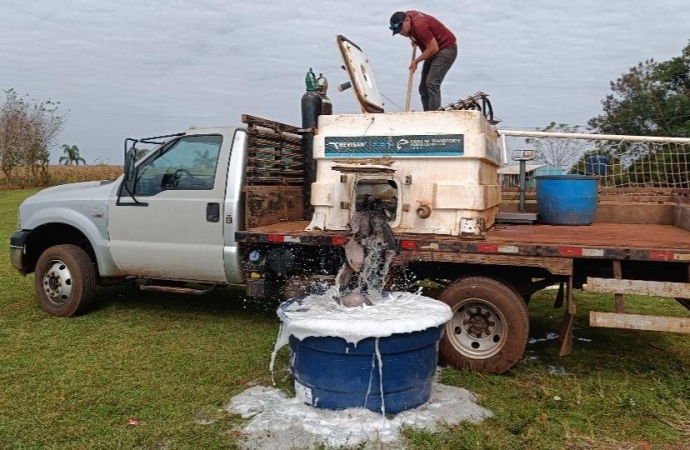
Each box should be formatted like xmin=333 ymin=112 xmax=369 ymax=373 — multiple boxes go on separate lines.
xmin=288 ymin=324 xmax=443 ymax=414
xmin=585 ymin=155 xmax=609 ymax=176
xmin=536 ymin=175 xmax=599 ymax=225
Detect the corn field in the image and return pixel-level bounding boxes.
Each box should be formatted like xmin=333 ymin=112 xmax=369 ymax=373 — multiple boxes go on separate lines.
xmin=0 ymin=165 xmax=123 ymax=189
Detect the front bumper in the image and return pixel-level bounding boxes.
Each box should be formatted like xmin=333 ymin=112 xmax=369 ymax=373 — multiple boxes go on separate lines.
xmin=9 ymin=230 xmax=31 ymax=275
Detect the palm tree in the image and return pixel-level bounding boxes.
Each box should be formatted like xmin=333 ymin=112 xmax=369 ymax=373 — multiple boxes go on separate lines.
xmin=59 ymin=144 xmax=86 ymax=165
xmin=193 ymin=149 xmax=217 ymax=169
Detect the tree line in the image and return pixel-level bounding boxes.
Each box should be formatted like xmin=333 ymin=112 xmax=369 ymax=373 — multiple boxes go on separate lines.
xmin=0 ymin=89 xmax=65 ymax=187
xmin=0 ymin=89 xmax=89 ymax=187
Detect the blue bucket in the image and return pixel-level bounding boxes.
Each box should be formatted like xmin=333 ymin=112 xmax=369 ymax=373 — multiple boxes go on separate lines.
xmin=585 ymin=155 xmax=609 ymax=176
xmin=536 ymin=175 xmax=599 ymax=225
xmin=289 ymin=324 xmax=443 ymax=414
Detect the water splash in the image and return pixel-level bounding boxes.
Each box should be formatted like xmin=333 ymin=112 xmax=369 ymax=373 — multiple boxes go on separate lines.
xmin=375 ymin=337 xmax=385 ymax=415
xmin=335 ymin=208 xmax=399 ymax=306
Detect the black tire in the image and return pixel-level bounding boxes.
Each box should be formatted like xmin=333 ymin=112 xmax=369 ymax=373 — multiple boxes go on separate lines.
xmin=34 ymin=244 xmax=96 ymax=317
xmin=439 ymin=276 xmax=529 ymax=374
xmin=676 ymin=298 xmax=690 ymax=312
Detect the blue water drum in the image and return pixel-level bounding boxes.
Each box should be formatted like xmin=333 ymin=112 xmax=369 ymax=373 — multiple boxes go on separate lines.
xmin=585 ymin=155 xmax=609 ymax=176
xmin=536 ymin=175 xmax=599 ymax=225
xmin=289 ymin=325 xmax=443 ymax=414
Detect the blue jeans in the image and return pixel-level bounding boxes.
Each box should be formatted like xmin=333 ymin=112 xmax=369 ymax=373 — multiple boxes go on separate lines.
xmin=419 ymin=44 xmax=457 ymax=111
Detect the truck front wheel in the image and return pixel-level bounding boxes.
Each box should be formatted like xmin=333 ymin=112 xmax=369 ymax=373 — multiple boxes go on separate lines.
xmin=34 ymin=244 xmax=96 ymax=317
xmin=439 ymin=276 xmax=529 ymax=374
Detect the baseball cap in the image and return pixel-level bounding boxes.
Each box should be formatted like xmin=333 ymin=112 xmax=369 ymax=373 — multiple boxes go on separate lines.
xmin=389 ymin=11 xmax=406 ymax=35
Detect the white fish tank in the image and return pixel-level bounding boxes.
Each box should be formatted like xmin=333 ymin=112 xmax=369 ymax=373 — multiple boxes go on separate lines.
xmin=307 ymin=35 xmax=502 ymax=238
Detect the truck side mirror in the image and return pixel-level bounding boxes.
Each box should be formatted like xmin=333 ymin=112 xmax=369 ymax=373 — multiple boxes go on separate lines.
xmin=123 ymin=147 xmax=137 ymax=195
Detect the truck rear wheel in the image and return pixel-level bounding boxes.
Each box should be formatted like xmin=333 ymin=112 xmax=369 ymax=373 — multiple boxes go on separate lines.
xmin=439 ymin=276 xmax=529 ymax=374
xmin=34 ymin=244 xmax=96 ymax=317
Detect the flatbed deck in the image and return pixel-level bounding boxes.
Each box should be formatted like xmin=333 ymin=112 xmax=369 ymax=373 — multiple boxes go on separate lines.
xmin=236 ymin=222 xmax=690 ymax=262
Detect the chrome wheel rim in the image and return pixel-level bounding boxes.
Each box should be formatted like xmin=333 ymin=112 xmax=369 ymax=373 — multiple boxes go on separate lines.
xmin=447 ymin=298 xmax=507 ymax=359
xmin=42 ymin=260 xmax=73 ymax=306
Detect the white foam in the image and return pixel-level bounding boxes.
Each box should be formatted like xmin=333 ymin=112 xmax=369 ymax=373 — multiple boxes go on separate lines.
xmin=274 ymin=289 xmax=453 ymax=352
xmin=227 ymin=378 xmax=493 ymax=450
xmin=528 ymin=332 xmax=560 ymax=344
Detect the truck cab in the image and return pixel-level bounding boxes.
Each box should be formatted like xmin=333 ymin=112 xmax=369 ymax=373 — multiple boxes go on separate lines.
xmin=110 ymin=128 xmax=247 ymax=283
xmin=10 ymin=126 xmax=251 ymax=316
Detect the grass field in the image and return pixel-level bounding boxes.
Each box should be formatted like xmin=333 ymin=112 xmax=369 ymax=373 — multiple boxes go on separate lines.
xmin=0 ymin=189 xmax=688 ymax=449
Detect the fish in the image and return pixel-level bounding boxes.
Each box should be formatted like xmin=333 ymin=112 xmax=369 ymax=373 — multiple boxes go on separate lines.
xmin=335 ymin=291 xmax=373 ymax=308
xmin=333 ymin=195 xmax=400 ymax=301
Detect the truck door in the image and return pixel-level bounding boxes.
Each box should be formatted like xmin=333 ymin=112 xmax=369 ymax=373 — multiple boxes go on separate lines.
xmin=108 ymin=132 xmax=230 ymax=282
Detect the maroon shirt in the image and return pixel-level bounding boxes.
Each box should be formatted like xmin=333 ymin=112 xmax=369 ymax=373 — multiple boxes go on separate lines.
xmin=406 ymin=10 xmax=456 ymax=52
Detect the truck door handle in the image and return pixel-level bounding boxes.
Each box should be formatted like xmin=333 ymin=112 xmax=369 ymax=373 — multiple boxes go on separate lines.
xmin=206 ymin=203 xmax=220 ymax=222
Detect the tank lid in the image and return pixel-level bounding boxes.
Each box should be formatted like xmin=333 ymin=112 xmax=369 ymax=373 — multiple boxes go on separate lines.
xmin=336 ymin=35 xmax=384 ymax=114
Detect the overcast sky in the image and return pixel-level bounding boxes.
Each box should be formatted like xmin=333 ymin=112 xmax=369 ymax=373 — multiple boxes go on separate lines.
xmin=1 ymin=0 xmax=688 ymax=164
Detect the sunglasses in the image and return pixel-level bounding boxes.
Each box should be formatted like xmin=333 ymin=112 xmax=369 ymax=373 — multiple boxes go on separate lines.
xmin=389 ymin=21 xmax=402 ymax=31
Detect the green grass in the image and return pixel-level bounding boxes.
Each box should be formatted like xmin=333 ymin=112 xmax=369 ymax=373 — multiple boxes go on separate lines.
xmin=1 ymin=189 xmax=689 ymax=449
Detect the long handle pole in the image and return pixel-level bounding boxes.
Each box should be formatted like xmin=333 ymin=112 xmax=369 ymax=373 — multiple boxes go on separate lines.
xmin=405 ymin=44 xmax=417 ymax=112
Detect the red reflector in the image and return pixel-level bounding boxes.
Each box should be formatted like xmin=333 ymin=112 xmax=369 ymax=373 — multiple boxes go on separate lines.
xmin=559 ymin=247 xmax=582 ymax=256
xmin=649 ymin=250 xmax=674 ymax=261
xmin=267 ymin=234 xmax=284 ymax=243
xmin=400 ymin=240 xmax=418 ymax=250
xmin=331 ymin=236 xmax=348 ymax=245
xmin=478 ymin=244 xmax=498 ymax=252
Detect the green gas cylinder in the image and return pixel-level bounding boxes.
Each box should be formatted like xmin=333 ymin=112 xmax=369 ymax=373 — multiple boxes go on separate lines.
xmin=301 ymin=68 xmax=322 ymax=128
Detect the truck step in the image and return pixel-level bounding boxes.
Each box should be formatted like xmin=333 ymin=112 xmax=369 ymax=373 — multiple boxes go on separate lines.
xmin=590 ymin=312 xmax=690 ymax=334
xmin=584 ymin=278 xmax=690 ymax=299
xmin=139 ymin=283 xmax=216 ymax=295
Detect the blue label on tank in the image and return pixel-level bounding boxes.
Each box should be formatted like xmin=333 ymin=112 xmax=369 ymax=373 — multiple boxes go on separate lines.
xmin=324 ymin=135 xmax=464 ymax=157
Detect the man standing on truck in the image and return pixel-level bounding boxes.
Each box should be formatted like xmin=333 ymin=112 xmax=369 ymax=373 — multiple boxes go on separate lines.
xmin=389 ymin=10 xmax=457 ymax=111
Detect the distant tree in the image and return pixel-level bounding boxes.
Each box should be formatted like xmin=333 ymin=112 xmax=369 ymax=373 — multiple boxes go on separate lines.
xmin=0 ymin=94 xmax=23 ymax=185
xmin=588 ymin=41 xmax=690 ymax=187
xmin=27 ymin=101 xmax=63 ymax=184
xmin=59 ymin=144 xmax=86 ymax=165
xmin=0 ymin=89 xmax=65 ymax=187
xmin=589 ymin=42 xmax=690 ymax=137
xmin=525 ymin=122 xmax=590 ymax=171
